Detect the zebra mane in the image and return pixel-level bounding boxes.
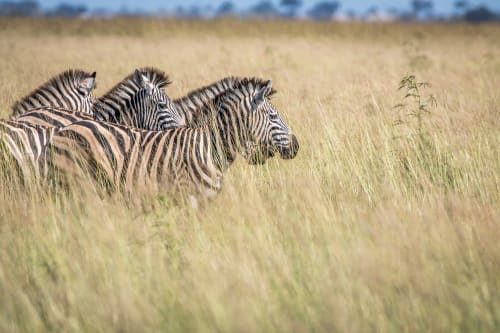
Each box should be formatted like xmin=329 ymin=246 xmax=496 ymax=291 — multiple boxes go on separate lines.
xmin=99 ymin=67 xmax=171 ymax=102
xmin=211 ymin=77 xmax=277 ymax=108
xmin=51 ymin=69 xmax=96 ymax=88
xmin=173 ymin=77 xmax=237 ymax=104
xmin=135 ymin=67 xmax=172 ymax=88
xmin=12 ymin=69 xmax=95 ymax=109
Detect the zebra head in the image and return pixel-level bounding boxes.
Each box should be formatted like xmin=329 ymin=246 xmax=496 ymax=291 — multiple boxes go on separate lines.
xmin=75 ymin=71 xmax=98 ymax=113
xmin=131 ymin=69 xmax=186 ymax=129
xmin=245 ymin=80 xmax=299 ymax=164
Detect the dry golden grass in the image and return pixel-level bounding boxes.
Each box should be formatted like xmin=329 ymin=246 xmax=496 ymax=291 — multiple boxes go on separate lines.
xmin=0 ymin=18 xmax=499 ymax=332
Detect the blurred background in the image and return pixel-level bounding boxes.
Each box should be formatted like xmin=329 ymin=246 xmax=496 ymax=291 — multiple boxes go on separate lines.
xmin=0 ymin=0 xmax=499 ymax=22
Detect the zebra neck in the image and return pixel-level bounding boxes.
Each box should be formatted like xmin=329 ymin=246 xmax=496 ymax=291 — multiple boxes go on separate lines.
xmin=92 ymin=99 xmax=128 ymax=123
xmin=174 ymin=78 xmax=237 ymax=126
xmin=208 ymin=109 xmax=247 ymax=172
xmin=174 ymin=77 xmax=237 ymax=112
xmin=209 ymin=128 xmax=235 ymax=172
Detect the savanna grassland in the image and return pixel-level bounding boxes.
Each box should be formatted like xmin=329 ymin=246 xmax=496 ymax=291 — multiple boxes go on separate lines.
xmin=0 ymin=18 xmax=499 ymax=332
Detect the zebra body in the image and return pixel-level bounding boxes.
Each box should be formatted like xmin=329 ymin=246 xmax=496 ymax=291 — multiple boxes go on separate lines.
xmin=0 ymin=120 xmax=55 ymax=184
xmin=46 ymin=78 xmax=298 ymax=198
xmin=11 ymin=69 xmax=97 ymax=117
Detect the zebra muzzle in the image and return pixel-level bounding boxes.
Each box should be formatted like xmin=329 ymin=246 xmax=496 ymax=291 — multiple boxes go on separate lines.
xmin=279 ymin=134 xmax=299 ymax=160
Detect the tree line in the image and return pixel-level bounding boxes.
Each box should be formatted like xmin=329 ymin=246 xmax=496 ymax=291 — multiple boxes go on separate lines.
xmin=0 ymin=0 xmax=498 ymax=22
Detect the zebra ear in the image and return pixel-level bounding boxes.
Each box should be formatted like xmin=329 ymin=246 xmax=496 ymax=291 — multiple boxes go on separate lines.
xmin=253 ymin=80 xmax=272 ymax=110
xmin=134 ymin=69 xmax=154 ymax=93
xmin=79 ymin=72 xmax=97 ymax=95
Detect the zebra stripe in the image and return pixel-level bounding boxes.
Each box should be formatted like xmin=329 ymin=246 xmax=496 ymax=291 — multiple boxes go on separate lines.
xmin=15 ymin=107 xmax=93 ymax=129
xmin=93 ymin=67 xmax=185 ymax=130
xmin=11 ymin=69 xmax=97 ymax=117
xmin=46 ymin=78 xmax=298 ymax=198
xmin=16 ymin=68 xmax=186 ymax=132
xmin=0 ymin=120 xmax=55 ymax=185
xmin=173 ymin=77 xmax=237 ymax=126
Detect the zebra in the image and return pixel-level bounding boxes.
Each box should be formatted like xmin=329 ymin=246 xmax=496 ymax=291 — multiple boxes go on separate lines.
xmin=0 ymin=108 xmax=93 ymax=186
xmin=0 ymin=120 xmax=55 ymax=185
xmin=11 ymin=69 xmax=97 ymax=117
xmin=93 ymin=67 xmax=185 ymax=130
xmin=45 ymin=78 xmax=299 ymax=201
xmin=173 ymin=76 xmax=237 ymax=126
xmin=2 ymin=68 xmax=184 ymax=186
xmin=16 ymin=68 xmax=185 ymax=131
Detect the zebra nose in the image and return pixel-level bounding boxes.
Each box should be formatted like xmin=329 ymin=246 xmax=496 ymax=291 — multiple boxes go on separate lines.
xmin=280 ymin=134 xmax=299 ymax=159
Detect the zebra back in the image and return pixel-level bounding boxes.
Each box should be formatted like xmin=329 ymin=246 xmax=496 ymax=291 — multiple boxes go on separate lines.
xmin=94 ymin=67 xmax=185 ymax=130
xmin=11 ymin=69 xmax=97 ymax=117
xmin=16 ymin=107 xmax=93 ymax=129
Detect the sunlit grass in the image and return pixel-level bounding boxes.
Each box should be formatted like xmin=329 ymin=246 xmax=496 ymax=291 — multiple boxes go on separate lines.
xmin=0 ymin=19 xmax=499 ymax=332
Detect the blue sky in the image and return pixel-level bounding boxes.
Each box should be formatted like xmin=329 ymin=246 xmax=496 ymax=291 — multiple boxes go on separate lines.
xmin=18 ymin=0 xmax=500 ymax=14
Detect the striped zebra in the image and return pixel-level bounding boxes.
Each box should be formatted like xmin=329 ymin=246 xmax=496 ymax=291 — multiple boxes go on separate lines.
xmin=93 ymin=67 xmax=185 ymax=130
xmin=45 ymin=78 xmax=299 ymax=200
xmin=11 ymin=69 xmax=97 ymax=117
xmin=173 ymin=77 xmax=237 ymax=126
xmin=16 ymin=68 xmax=185 ymax=131
xmin=0 ymin=120 xmax=55 ymax=185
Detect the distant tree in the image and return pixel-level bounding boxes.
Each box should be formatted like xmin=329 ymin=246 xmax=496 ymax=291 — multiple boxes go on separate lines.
xmin=454 ymin=0 xmax=468 ymax=10
xmin=280 ymin=0 xmax=302 ymax=18
xmin=216 ymin=1 xmax=235 ymax=17
xmin=388 ymin=7 xmax=401 ymax=16
xmin=90 ymin=7 xmax=113 ymax=18
xmin=464 ymin=6 xmax=498 ymax=23
xmin=453 ymin=1 xmax=469 ymax=18
xmin=307 ymin=1 xmax=340 ymax=21
xmin=411 ymin=0 xmax=433 ymax=19
xmin=249 ymin=1 xmax=279 ymax=18
xmin=175 ymin=6 xmax=186 ymax=17
xmin=367 ymin=6 xmax=378 ymax=15
xmin=0 ymin=0 xmax=40 ymax=16
xmin=186 ymin=5 xmax=202 ymax=18
xmin=346 ymin=9 xmax=356 ymax=19
xmin=47 ymin=3 xmax=87 ymax=17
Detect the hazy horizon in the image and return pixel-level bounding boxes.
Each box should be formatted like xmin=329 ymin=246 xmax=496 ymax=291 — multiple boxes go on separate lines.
xmin=5 ymin=0 xmax=500 ymax=14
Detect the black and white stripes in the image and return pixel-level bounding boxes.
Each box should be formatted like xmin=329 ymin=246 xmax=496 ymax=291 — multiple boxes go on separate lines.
xmin=173 ymin=77 xmax=237 ymax=126
xmin=45 ymin=78 xmax=298 ymax=198
xmin=1 ymin=68 xmax=299 ymax=200
xmin=0 ymin=120 xmax=54 ymax=184
xmin=11 ymin=69 xmax=97 ymax=117
xmin=93 ymin=68 xmax=186 ymax=130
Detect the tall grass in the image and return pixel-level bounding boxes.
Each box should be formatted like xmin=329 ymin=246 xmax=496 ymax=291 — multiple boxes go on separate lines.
xmin=0 ymin=19 xmax=499 ymax=332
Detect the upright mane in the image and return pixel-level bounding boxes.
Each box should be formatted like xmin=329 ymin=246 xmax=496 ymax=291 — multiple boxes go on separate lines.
xmin=100 ymin=67 xmax=171 ymax=101
xmin=238 ymin=77 xmax=277 ymax=96
xmin=212 ymin=77 xmax=277 ymax=106
xmin=173 ymin=77 xmax=237 ymax=104
xmin=135 ymin=67 xmax=171 ymax=88
xmin=12 ymin=69 xmax=95 ymax=115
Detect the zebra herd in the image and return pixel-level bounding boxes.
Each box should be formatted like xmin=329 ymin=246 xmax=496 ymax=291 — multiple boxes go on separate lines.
xmin=0 ymin=68 xmax=299 ymax=203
